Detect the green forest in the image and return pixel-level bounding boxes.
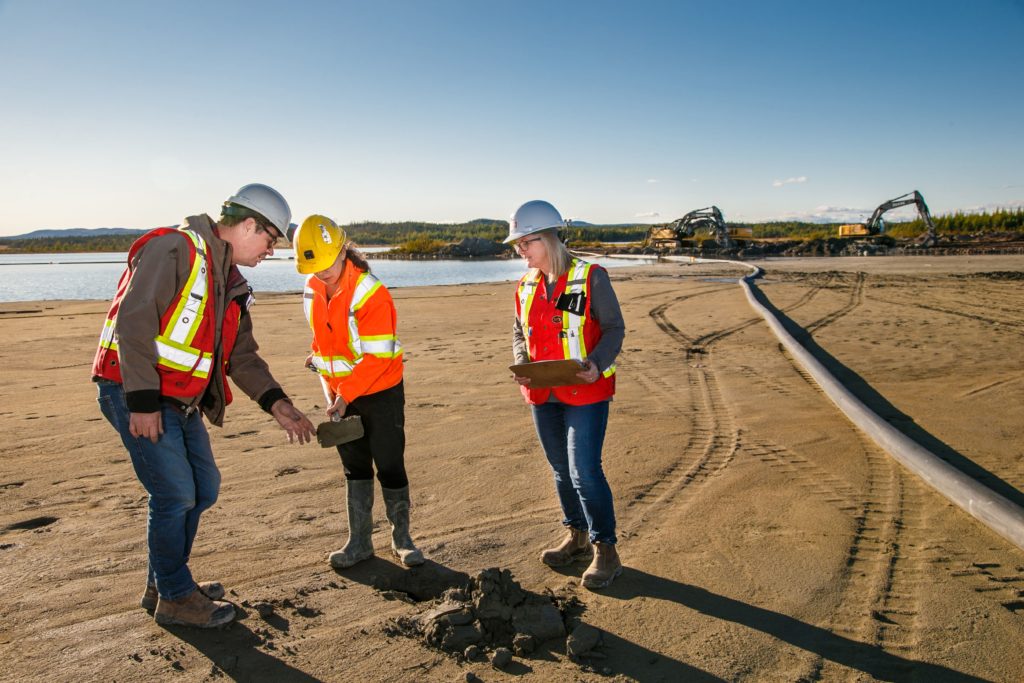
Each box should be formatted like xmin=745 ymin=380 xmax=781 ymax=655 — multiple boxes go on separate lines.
xmin=2 ymin=209 xmax=1021 ymax=254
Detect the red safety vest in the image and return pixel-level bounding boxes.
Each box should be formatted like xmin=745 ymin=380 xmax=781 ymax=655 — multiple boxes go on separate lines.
xmin=92 ymin=227 xmax=241 ymax=404
xmin=515 ymin=258 xmax=616 ymax=406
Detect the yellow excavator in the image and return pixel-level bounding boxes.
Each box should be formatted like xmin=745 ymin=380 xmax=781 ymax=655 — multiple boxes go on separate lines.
xmin=838 ymin=191 xmax=938 ymax=247
xmin=644 ymin=206 xmax=749 ymax=250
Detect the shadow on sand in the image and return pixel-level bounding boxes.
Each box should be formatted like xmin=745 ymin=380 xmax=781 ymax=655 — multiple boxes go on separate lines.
xmin=748 ymin=281 xmax=1024 ymax=510
xmin=531 ymin=563 xmax=725 ymax=681
xmin=333 ymin=556 xmax=471 ymax=600
xmin=603 ymin=568 xmax=991 ymax=682
xmin=166 ymin=611 xmax=323 ymax=682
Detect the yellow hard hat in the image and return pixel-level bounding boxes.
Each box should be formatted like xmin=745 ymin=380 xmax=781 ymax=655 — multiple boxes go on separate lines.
xmin=294 ymin=215 xmax=346 ymax=274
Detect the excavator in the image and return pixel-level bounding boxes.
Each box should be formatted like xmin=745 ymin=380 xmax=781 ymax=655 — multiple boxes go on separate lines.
xmin=644 ymin=206 xmax=750 ymax=250
xmin=837 ymin=190 xmax=938 ymax=247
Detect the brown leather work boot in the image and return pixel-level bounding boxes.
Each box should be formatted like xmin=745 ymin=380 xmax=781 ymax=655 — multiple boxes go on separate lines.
xmin=154 ymin=587 xmax=235 ymax=628
xmin=141 ymin=581 xmax=225 ymax=611
xmin=581 ymin=542 xmax=623 ymax=589
xmin=540 ymin=527 xmax=590 ymax=567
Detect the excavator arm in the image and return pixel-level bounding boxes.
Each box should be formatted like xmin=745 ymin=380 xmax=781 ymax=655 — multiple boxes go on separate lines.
xmin=665 ymin=206 xmax=734 ymax=249
xmin=865 ymin=191 xmax=938 ymax=246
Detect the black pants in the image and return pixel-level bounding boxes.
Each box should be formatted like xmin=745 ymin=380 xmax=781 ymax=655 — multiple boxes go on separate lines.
xmin=337 ymin=381 xmax=408 ymax=489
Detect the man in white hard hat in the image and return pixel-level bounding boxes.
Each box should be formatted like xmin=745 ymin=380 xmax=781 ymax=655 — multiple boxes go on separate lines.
xmin=92 ymin=183 xmax=317 ymax=628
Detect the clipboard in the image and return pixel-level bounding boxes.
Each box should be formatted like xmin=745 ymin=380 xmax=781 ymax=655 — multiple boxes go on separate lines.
xmin=509 ymin=359 xmax=586 ymax=388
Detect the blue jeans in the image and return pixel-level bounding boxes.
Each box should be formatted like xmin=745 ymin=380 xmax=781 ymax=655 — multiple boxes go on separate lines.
xmin=97 ymin=381 xmax=220 ymax=600
xmin=531 ymin=400 xmax=616 ymax=544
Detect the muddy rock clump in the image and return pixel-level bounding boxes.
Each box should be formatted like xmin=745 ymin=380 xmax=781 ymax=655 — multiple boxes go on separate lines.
xmin=387 ymin=568 xmax=575 ymax=661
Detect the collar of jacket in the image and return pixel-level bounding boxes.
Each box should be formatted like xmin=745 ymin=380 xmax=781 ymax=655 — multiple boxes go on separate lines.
xmin=180 ymin=214 xmax=251 ymax=300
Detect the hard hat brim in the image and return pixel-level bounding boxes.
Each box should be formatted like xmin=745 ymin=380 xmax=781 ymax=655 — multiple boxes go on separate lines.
xmin=502 ymin=226 xmax=560 ymax=244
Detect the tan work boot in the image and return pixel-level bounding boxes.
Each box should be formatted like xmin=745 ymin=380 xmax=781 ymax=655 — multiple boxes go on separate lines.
xmin=541 ymin=527 xmax=590 ymax=567
xmin=581 ymin=542 xmax=623 ymax=589
xmin=154 ymin=587 xmax=235 ymax=628
xmin=141 ymin=581 xmax=225 ymax=611
xmin=329 ymin=479 xmax=375 ymax=569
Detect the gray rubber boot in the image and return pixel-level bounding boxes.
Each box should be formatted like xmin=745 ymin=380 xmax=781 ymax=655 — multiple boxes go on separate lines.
xmin=329 ymin=479 xmax=375 ymax=569
xmin=381 ymin=486 xmax=424 ymax=567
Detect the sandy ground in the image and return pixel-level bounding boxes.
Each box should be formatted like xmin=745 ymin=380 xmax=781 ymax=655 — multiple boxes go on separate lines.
xmin=1 ymin=255 xmax=1023 ymax=682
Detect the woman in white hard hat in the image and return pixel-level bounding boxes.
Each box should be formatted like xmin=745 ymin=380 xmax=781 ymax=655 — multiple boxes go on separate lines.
xmin=508 ymin=200 xmax=626 ymax=589
xmin=292 ymin=215 xmax=423 ymax=569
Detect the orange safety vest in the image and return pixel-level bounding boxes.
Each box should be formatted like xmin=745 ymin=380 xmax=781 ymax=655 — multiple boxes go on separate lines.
xmin=516 ymin=258 xmax=616 ymax=406
xmin=303 ymin=262 xmax=403 ymax=404
xmin=92 ymin=227 xmax=242 ymax=404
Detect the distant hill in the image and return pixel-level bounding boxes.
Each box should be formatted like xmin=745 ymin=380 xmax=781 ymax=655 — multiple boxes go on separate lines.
xmin=12 ymin=227 xmax=146 ymax=239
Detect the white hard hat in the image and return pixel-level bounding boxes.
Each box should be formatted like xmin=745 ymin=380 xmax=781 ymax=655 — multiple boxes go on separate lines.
xmin=504 ymin=199 xmax=565 ymax=243
xmin=223 ymin=183 xmax=292 ymax=236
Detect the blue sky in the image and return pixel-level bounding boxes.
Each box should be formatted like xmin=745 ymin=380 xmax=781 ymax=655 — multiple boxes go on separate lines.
xmin=0 ymin=0 xmax=1021 ymax=235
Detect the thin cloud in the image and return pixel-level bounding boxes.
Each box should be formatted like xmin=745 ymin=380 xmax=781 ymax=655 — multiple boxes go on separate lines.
xmin=635 ymin=211 xmax=660 ymax=218
xmin=772 ymin=176 xmax=808 ymax=188
xmin=959 ymin=200 xmax=1024 ymax=213
xmin=646 ymin=178 xmax=659 ymax=184
xmin=767 ymin=200 xmax=1024 ymax=224
xmin=770 ymin=205 xmax=870 ymax=223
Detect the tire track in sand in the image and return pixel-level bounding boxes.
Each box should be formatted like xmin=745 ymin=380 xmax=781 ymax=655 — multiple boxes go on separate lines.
xmin=781 ymin=272 xmax=1024 ymax=676
xmin=734 ymin=272 xmax=925 ymax=679
xmin=804 ymin=272 xmax=866 ymax=335
xmin=650 ymin=272 xmax=835 ymax=356
xmin=621 ymin=273 xmax=837 ymax=535
xmin=734 ymin=271 xmax=867 ymax=409
xmin=811 ymin=434 xmax=925 ymax=681
xmin=870 ymin=294 xmax=1024 ymax=335
xmin=746 ymin=429 xmax=926 ymax=680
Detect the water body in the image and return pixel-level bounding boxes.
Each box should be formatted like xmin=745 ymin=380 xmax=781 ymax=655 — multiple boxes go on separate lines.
xmin=0 ymin=252 xmax=653 ymax=303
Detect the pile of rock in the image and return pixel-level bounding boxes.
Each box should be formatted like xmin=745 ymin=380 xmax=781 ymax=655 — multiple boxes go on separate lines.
xmin=387 ymin=568 xmax=602 ymax=669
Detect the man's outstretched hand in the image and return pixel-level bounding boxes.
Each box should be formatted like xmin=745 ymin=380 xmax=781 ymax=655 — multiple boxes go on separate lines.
xmin=270 ymin=399 xmax=316 ymax=444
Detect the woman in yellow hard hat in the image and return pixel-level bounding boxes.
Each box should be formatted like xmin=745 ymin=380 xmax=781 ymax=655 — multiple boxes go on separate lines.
xmin=292 ymin=215 xmax=423 ymax=568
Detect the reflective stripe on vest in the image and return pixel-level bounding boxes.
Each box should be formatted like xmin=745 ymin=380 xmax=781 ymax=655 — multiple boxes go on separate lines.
xmin=98 ymin=227 xmax=214 ymax=377
xmin=518 ymin=259 xmax=615 ymax=379
xmin=304 ymin=271 xmax=403 ymax=378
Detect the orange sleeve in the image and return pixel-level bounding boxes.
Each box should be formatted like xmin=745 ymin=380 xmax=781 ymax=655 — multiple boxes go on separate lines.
xmin=337 ymin=285 xmax=403 ymax=403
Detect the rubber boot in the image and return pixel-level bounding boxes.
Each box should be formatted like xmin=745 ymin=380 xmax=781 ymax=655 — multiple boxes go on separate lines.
xmin=540 ymin=527 xmax=591 ymax=567
xmin=329 ymin=479 xmax=375 ymax=569
xmin=381 ymin=486 xmax=424 ymax=567
xmin=581 ymin=542 xmax=623 ymax=589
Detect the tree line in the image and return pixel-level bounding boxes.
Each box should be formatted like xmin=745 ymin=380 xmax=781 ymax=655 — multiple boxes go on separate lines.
xmin=1 ymin=209 xmax=1021 ymax=253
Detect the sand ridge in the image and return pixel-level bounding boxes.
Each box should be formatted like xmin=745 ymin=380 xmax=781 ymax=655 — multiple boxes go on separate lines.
xmin=1 ymin=255 xmax=1023 ymax=681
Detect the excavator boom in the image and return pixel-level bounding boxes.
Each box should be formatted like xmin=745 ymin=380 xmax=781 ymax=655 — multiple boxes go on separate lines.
xmin=648 ymin=205 xmax=735 ymax=249
xmin=846 ymin=190 xmax=938 ymax=247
